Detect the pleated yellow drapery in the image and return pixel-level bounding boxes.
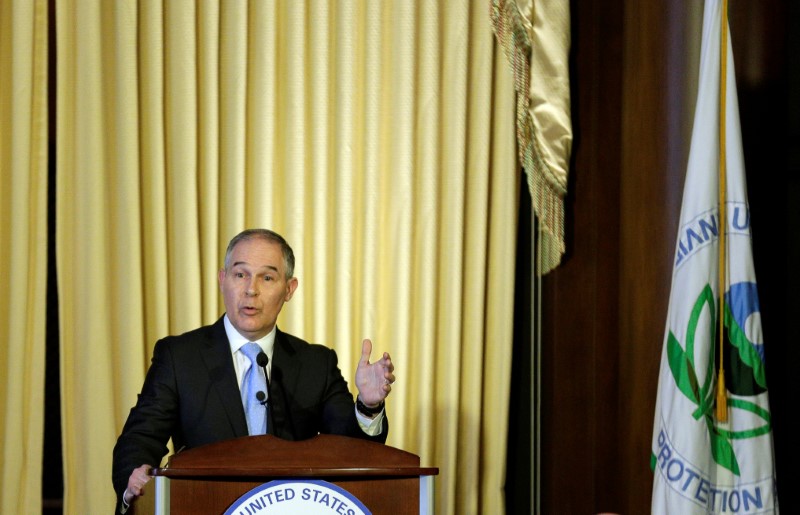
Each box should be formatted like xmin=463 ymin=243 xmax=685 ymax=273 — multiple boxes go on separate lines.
xmin=56 ymin=1 xmax=152 ymax=511
xmin=56 ymin=1 xmax=518 ymax=513
xmin=0 ymin=1 xmax=49 ymax=513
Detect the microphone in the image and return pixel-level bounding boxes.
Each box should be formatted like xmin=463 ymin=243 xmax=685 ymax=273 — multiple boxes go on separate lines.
xmin=256 ymin=351 xmax=269 ymax=370
xmin=256 ymin=351 xmax=273 ymax=434
xmin=256 ymin=352 xmax=270 ymax=404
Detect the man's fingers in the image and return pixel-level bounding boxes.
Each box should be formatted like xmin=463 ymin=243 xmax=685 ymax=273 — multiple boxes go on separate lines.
xmin=359 ymin=338 xmax=373 ymax=364
xmin=127 ymin=464 xmax=153 ymax=500
xmin=133 ymin=479 xmax=149 ymax=496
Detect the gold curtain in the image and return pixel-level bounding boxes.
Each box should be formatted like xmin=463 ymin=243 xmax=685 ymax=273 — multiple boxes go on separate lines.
xmin=0 ymin=1 xmax=49 ymax=513
xmin=56 ymin=1 xmax=518 ymax=513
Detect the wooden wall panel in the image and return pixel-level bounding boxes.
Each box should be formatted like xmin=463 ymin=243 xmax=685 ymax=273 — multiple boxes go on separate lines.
xmin=616 ymin=1 xmax=691 ymax=513
xmin=540 ymin=0 xmax=625 ymax=512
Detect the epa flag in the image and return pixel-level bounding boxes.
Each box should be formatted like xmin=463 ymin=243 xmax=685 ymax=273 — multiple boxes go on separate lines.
xmin=650 ymin=0 xmax=779 ymax=514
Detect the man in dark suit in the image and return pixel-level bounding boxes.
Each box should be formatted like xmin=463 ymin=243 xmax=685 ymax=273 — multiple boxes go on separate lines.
xmin=112 ymin=229 xmax=395 ymax=514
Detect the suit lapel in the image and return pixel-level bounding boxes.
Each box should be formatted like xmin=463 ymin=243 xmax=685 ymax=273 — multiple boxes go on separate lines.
xmin=271 ymin=329 xmax=302 ymax=439
xmin=273 ymin=329 xmax=300 ymax=391
xmin=200 ymin=318 xmax=249 ymax=438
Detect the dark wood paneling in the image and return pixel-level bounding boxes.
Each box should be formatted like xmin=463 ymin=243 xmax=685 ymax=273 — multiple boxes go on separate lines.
xmin=616 ymin=2 xmax=689 ymax=513
xmin=540 ymin=0 xmax=624 ymax=512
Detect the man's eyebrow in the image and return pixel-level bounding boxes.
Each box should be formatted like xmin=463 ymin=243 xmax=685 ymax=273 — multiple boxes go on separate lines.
xmin=231 ymin=261 xmax=279 ymax=273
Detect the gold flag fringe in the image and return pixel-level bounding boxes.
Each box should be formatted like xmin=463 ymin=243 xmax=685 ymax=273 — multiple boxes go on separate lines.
xmin=490 ymin=0 xmax=568 ymax=275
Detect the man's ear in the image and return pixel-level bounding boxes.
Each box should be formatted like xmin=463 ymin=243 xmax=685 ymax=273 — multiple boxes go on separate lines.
xmin=284 ymin=277 xmax=299 ymax=301
xmin=218 ymin=268 xmax=226 ymax=289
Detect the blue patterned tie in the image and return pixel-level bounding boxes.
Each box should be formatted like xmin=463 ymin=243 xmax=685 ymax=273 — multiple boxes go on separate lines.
xmin=241 ymin=342 xmax=268 ymax=435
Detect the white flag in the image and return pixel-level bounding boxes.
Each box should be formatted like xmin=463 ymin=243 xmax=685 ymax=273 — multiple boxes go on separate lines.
xmin=650 ymin=0 xmax=779 ymax=513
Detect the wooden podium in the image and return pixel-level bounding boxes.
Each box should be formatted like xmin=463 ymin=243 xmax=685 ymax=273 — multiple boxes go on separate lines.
xmin=146 ymin=434 xmax=438 ymax=514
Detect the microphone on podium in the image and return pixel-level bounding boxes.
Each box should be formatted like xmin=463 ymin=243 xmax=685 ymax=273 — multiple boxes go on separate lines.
xmin=256 ymin=352 xmax=271 ymax=410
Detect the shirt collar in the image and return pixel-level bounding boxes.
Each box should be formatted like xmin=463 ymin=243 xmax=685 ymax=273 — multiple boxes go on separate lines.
xmin=223 ymin=314 xmax=276 ymax=358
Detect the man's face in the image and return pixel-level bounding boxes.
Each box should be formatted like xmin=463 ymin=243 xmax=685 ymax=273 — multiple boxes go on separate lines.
xmin=218 ymin=237 xmax=298 ymax=341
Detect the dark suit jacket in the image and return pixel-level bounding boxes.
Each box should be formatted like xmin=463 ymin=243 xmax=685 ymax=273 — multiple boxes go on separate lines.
xmin=111 ymin=316 xmax=388 ymax=511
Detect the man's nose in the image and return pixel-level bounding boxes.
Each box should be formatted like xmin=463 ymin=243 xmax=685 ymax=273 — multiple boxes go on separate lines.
xmin=245 ymin=279 xmax=259 ymax=296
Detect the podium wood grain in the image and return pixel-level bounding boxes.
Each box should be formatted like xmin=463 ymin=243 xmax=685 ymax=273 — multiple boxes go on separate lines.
xmin=146 ymin=434 xmax=438 ymax=515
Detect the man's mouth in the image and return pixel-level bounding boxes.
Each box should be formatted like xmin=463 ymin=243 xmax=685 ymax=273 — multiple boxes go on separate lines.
xmin=241 ymin=306 xmax=260 ymax=315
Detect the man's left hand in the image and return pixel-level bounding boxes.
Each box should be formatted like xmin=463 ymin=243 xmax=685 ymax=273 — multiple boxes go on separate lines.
xmin=355 ymin=339 xmax=395 ymax=406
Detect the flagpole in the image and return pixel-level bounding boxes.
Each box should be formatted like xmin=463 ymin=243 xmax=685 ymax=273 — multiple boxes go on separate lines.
xmin=715 ymin=0 xmax=729 ymax=422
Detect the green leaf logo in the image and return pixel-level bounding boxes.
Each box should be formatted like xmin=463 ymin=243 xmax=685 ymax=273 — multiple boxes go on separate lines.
xmin=666 ymin=282 xmax=773 ymax=476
